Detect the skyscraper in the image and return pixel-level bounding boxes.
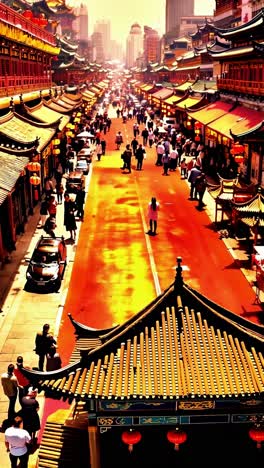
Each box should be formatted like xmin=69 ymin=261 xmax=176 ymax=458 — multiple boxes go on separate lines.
xmin=166 ymin=0 xmax=194 ymax=40
xmin=126 ymin=23 xmax=143 ymax=68
xmin=94 ymin=20 xmax=111 ymax=60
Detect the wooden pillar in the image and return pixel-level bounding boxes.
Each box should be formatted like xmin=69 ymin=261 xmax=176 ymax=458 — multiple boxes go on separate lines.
xmin=88 ymin=424 xmax=101 ymax=468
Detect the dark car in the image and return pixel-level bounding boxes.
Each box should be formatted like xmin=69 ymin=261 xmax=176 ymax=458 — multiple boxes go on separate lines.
xmin=65 ymin=171 xmax=85 ymax=194
xmin=26 ymin=236 xmax=67 ymax=291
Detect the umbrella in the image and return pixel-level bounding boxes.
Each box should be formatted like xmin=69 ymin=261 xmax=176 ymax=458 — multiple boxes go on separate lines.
xmin=76 ymin=131 xmax=94 ymax=138
xmin=157 ymin=127 xmax=167 ymax=134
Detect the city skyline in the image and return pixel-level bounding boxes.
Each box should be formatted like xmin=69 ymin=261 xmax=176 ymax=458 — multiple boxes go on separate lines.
xmin=73 ymin=0 xmax=215 ymax=44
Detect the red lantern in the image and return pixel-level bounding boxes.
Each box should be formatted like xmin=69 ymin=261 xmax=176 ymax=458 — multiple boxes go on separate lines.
xmin=27 ymin=161 xmax=41 ymax=172
xmin=121 ymin=429 xmax=142 ymax=453
xmin=249 ymin=425 xmax=264 ymax=449
xmin=167 ymin=428 xmax=187 ymax=451
xmin=29 ymin=174 xmax=41 ymax=186
xmin=231 ymin=143 xmax=245 ymax=155
xmin=234 ymin=155 xmax=244 ymax=164
xmin=194 ymin=135 xmax=200 ymax=142
xmin=22 ymin=10 xmax=33 ymax=20
xmin=194 ymin=121 xmax=202 ymax=129
xmin=32 ymin=17 xmax=40 ymax=27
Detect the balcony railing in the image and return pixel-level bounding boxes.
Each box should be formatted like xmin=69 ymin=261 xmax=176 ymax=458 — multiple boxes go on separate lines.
xmin=0 ymin=75 xmax=52 ymax=98
xmin=217 ymin=78 xmax=264 ymax=96
xmin=0 ymin=3 xmax=56 ymax=45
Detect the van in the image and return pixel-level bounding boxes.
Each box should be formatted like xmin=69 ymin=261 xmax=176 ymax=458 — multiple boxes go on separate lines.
xmin=163 ymin=117 xmax=178 ymax=130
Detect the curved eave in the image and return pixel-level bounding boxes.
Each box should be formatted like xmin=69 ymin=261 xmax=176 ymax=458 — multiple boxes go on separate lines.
xmin=0 ymin=130 xmax=37 ymax=147
xmin=68 ymin=313 xmax=119 ymax=337
xmin=215 ymin=10 xmax=264 ymax=38
xmin=230 ymin=121 xmax=264 ymax=139
xmin=209 ymin=46 xmax=253 ymax=59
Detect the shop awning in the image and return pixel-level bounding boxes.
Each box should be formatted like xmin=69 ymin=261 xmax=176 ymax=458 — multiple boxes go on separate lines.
xmin=152 ymin=88 xmax=174 ymax=100
xmin=82 ymin=91 xmax=95 ymax=99
xmin=207 ymin=106 xmax=264 ymax=139
xmin=163 ymin=95 xmax=183 ymax=106
xmin=176 ymin=96 xmax=203 ymax=110
xmin=187 ymin=101 xmax=232 ymax=125
xmin=141 ymin=84 xmax=155 ymax=92
xmin=52 ymin=98 xmax=74 ymax=110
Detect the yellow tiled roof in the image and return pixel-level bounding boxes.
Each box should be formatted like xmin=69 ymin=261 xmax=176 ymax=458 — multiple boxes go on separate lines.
xmin=0 ymin=113 xmax=56 ymax=150
xmin=27 ymin=282 xmax=264 ymax=403
xmin=25 ymin=103 xmax=70 ymax=131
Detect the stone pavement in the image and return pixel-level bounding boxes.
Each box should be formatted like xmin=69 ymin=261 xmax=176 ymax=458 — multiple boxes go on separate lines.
xmin=0 ymin=170 xmax=91 ymax=467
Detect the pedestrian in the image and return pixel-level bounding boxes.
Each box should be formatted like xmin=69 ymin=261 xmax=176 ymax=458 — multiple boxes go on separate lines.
xmin=43 ymin=215 xmax=56 ymax=239
xmin=180 ymin=158 xmax=187 ymax=178
xmin=162 ymin=152 xmax=170 ymax=176
xmin=44 ymin=176 xmax=54 ymax=198
xmin=20 ymin=388 xmax=40 ymax=441
xmin=35 ymin=323 xmax=56 ymax=372
xmin=46 ymin=345 xmax=62 ymax=372
xmin=56 ymin=181 xmax=64 ymax=204
xmin=155 ymin=141 xmax=165 ymax=166
xmin=121 ymin=144 xmax=132 ymax=173
xmin=95 ymin=142 xmax=103 ymax=161
xmin=141 ymin=127 xmax=149 ymax=146
xmin=47 ymin=195 xmax=57 ymax=218
xmin=64 ymin=193 xmax=77 ymax=240
xmin=5 ymin=415 xmax=31 ymax=468
xmin=75 ymin=185 xmax=85 ymax=221
xmin=148 ymin=129 xmax=154 ymax=148
xmin=101 ymin=138 xmax=106 ymax=155
xmin=39 ymin=198 xmax=48 ymax=228
xmin=13 ymin=356 xmax=31 ymax=405
xmin=169 ymin=148 xmax=178 ymax=171
xmin=147 ymin=197 xmax=159 ymax=236
xmin=1 ymin=364 xmax=19 ymax=421
xmin=135 ymin=144 xmax=146 ymax=171
xmin=195 ymin=172 xmax=207 ymax=210
xmin=115 ymin=131 xmax=123 ymax=150
xmin=188 ymin=165 xmax=202 ymax=200
xmin=131 ymin=137 xmax=139 ymax=156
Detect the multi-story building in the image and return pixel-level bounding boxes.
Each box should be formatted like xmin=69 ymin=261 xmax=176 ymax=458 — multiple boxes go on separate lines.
xmin=179 ymin=15 xmax=213 ymax=36
xmin=143 ymin=26 xmax=160 ymax=66
xmin=91 ymin=31 xmax=105 ymax=63
xmin=165 ymin=0 xmax=194 ymax=42
xmin=126 ymin=23 xmax=143 ymax=68
xmin=94 ymin=19 xmax=111 ymax=61
xmin=73 ymin=2 xmax=89 ymax=56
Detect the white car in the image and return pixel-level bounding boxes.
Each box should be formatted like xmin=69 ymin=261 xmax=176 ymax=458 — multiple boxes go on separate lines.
xmin=163 ymin=117 xmax=178 ymax=130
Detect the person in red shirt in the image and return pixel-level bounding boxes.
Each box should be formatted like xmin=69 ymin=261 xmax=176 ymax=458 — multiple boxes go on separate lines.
xmin=13 ymin=356 xmax=31 ymax=405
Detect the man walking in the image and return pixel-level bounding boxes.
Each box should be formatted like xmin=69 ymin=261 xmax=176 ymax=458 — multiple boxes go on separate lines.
xmin=5 ymin=415 xmax=31 ymax=468
xmin=35 ymin=323 xmax=56 ymax=371
xmin=1 ymin=364 xmax=19 ymax=421
xmin=188 ymin=165 xmax=202 ymax=200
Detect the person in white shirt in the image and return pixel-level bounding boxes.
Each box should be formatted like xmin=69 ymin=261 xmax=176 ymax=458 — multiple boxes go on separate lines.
xmin=5 ymin=415 xmax=31 ymax=468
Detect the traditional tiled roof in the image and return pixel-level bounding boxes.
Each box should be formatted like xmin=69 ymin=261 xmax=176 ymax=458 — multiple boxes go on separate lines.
xmin=22 ymin=262 xmax=264 ymax=404
xmin=43 ymin=100 xmax=72 ymax=114
xmin=215 ymin=9 xmax=264 ymax=39
xmin=24 ymin=102 xmax=70 ymax=131
xmin=0 ymin=112 xmax=56 ymax=150
xmin=232 ymin=190 xmax=264 ymax=227
xmin=0 ymin=149 xmax=31 ymax=206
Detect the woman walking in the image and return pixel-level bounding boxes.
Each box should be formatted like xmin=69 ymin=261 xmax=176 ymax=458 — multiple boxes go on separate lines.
xmin=64 ymin=193 xmax=77 ymax=241
xmin=147 ymin=197 xmax=159 ymax=236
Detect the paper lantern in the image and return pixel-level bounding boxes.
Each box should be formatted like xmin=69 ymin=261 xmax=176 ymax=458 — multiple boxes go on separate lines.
xmin=53 ymin=139 xmax=60 ymax=146
xmin=23 ymin=10 xmax=33 ymax=20
xmin=249 ymin=424 xmax=264 ymax=449
xmin=29 ymin=173 xmax=41 ymax=186
xmin=121 ymin=429 xmax=142 ymax=453
xmin=167 ymin=428 xmax=187 ymax=451
xmin=27 ymin=161 xmax=40 ymax=172
xmin=53 ymin=148 xmax=60 ymax=155
xmin=194 ymin=121 xmax=202 ymax=129
xmin=234 ymin=154 xmax=244 ymax=164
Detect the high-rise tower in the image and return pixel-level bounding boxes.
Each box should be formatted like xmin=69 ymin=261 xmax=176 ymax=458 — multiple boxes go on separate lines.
xmin=166 ymin=0 xmax=194 ymax=40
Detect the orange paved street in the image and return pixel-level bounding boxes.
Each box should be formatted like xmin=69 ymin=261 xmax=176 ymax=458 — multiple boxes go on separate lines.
xmin=57 ymin=109 xmax=262 ymax=366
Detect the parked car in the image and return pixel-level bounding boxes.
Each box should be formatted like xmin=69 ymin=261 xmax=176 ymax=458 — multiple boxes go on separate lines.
xmin=75 ymin=159 xmax=89 ymax=175
xmin=162 ymin=116 xmax=178 ymax=130
xmin=26 ymin=236 xmax=67 ymax=291
xmin=65 ymin=171 xmax=85 ymax=193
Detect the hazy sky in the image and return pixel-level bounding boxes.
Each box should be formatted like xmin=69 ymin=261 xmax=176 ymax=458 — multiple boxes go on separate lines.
xmin=76 ymin=0 xmax=215 ymax=45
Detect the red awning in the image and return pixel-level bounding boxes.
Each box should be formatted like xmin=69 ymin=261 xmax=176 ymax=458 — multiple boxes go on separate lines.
xmin=207 ymin=106 xmax=264 ymax=139
xmin=152 ymin=88 xmax=174 ymax=100
xmin=187 ymin=101 xmax=232 ymax=125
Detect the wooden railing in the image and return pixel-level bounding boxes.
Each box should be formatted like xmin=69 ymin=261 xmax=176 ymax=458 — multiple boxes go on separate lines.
xmin=0 ymin=75 xmax=52 ymax=97
xmin=217 ymin=78 xmax=264 ymax=96
xmin=0 ymin=2 xmax=56 ymax=45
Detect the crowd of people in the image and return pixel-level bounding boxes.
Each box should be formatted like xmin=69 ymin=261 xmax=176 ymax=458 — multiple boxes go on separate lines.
xmin=1 ymin=323 xmax=62 ymax=467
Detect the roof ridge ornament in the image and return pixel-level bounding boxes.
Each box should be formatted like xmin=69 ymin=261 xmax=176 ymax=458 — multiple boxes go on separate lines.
xmin=174 ymin=256 xmax=183 ymax=293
